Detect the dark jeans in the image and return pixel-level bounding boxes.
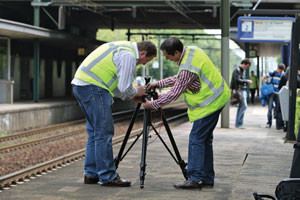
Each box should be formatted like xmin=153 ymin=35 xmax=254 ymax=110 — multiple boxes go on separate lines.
xmin=267 ymin=93 xmax=283 ymax=129
xmin=250 ymin=88 xmax=257 ymax=104
xmin=187 ymin=107 xmax=223 ymax=184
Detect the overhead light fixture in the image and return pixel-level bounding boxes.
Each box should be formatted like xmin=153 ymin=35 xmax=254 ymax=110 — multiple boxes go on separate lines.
xmin=232 ymin=0 xmax=253 ymax=8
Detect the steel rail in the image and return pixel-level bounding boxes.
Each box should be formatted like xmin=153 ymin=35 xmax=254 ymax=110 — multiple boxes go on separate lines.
xmin=0 ymin=128 xmax=86 ymax=154
xmin=0 ymin=102 xmax=185 ymax=144
xmin=0 ymin=109 xmax=138 ymax=143
xmin=0 ymin=119 xmax=85 ymax=142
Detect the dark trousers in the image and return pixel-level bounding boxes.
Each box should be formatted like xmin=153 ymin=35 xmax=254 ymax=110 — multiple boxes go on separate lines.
xmin=267 ymin=93 xmax=284 ymax=129
xmin=250 ymin=88 xmax=257 ymax=104
xmin=187 ymin=107 xmax=223 ymax=183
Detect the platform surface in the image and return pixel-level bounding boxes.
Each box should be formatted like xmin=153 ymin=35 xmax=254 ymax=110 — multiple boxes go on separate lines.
xmin=0 ymin=104 xmax=294 ymax=200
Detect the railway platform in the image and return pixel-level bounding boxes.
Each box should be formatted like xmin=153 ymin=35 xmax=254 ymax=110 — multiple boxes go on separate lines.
xmin=0 ymin=104 xmax=295 ymax=200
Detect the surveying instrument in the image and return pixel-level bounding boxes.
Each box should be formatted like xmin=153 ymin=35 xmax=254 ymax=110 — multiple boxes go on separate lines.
xmin=114 ymin=76 xmax=187 ymax=188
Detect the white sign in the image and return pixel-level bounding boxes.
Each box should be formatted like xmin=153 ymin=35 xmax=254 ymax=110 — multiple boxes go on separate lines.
xmin=238 ymin=17 xmax=295 ymax=43
xmin=241 ymin=21 xmax=252 ymax=32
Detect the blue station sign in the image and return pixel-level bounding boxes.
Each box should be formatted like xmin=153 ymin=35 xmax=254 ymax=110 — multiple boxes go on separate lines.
xmin=238 ymin=17 xmax=295 ymax=43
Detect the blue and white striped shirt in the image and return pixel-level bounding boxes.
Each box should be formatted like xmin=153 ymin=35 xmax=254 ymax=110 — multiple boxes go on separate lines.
xmin=269 ymin=70 xmax=284 ymax=93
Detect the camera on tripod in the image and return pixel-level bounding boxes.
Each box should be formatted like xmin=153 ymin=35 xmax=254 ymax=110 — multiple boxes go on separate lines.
xmin=142 ymin=76 xmax=158 ymax=102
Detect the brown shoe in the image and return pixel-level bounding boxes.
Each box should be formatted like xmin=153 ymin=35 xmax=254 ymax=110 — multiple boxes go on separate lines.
xmin=100 ymin=174 xmax=131 ymax=187
xmin=84 ymin=175 xmax=99 ymax=184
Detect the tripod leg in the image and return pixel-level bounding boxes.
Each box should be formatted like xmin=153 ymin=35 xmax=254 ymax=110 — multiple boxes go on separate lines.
xmin=159 ymin=108 xmax=187 ymax=180
xmin=140 ymin=108 xmax=151 ymax=188
xmin=114 ymin=103 xmax=141 ymax=169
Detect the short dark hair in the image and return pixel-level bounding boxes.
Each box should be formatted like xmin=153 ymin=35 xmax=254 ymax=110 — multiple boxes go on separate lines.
xmin=278 ymin=63 xmax=286 ymax=71
xmin=241 ymin=58 xmax=251 ymax=66
xmin=160 ymin=37 xmax=184 ymax=56
xmin=137 ymin=41 xmax=157 ymax=57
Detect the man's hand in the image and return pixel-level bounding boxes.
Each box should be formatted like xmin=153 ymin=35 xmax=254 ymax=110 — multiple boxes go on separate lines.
xmin=142 ymin=99 xmax=152 ymax=109
xmin=146 ymin=82 xmax=157 ymax=90
xmin=136 ymin=86 xmax=147 ymax=97
xmin=247 ymin=80 xmax=253 ymax=84
xmin=131 ymin=96 xmax=143 ymax=103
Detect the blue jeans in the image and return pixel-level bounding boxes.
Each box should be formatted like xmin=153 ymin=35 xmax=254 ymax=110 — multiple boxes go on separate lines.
xmin=235 ymin=90 xmax=247 ymax=128
xmin=267 ymin=93 xmax=283 ymax=128
xmin=187 ymin=108 xmax=223 ymax=183
xmin=72 ymin=85 xmax=117 ymax=184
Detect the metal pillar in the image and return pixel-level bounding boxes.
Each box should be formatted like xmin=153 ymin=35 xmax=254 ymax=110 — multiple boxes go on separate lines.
xmin=7 ymin=38 xmax=11 ymax=81
xmin=245 ymin=43 xmax=250 ymax=102
xmin=261 ymin=57 xmax=264 ymax=75
xmin=256 ymin=56 xmax=260 ymax=96
xmin=281 ymin=43 xmax=290 ymax=67
xmin=287 ymin=15 xmax=300 ymax=141
xmin=160 ymin=44 xmax=163 ymax=80
xmin=33 ymin=0 xmax=40 ymax=102
xmin=158 ymin=36 xmax=163 ymax=92
xmin=221 ymin=0 xmax=230 ymax=128
xmin=127 ymin=29 xmax=131 ymax=41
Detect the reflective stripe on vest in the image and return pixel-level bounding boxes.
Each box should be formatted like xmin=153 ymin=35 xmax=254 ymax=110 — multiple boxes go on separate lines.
xmin=184 ymin=79 xmax=225 ymax=111
xmin=78 ymin=43 xmax=133 ymax=89
xmin=180 ymin=47 xmax=225 ymax=111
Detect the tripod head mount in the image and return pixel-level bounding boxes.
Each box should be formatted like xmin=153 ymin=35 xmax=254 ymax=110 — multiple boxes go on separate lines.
xmin=143 ymin=76 xmax=158 ymax=101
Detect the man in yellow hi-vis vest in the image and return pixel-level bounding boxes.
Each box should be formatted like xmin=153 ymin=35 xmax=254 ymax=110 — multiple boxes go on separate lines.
xmin=72 ymin=41 xmax=156 ymax=187
xmin=143 ymin=37 xmax=230 ymax=189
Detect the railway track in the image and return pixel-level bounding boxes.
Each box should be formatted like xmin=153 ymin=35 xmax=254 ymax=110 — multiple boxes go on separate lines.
xmin=0 ymin=104 xmax=188 ymax=189
xmin=0 ymin=102 xmax=186 ymax=153
xmin=0 ymin=109 xmax=138 ymax=143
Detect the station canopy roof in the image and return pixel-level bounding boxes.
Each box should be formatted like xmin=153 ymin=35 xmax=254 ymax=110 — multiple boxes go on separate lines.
xmin=0 ymin=0 xmax=300 ymax=55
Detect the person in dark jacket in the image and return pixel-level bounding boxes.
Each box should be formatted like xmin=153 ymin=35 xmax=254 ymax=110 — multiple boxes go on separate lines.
xmin=230 ymin=59 xmax=252 ymax=128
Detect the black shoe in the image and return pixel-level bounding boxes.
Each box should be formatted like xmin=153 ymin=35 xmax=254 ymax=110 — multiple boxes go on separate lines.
xmin=100 ymin=174 xmax=131 ymax=187
xmin=84 ymin=175 xmax=99 ymax=184
xmin=201 ymin=182 xmax=214 ymax=188
xmin=174 ymin=179 xmax=202 ymax=189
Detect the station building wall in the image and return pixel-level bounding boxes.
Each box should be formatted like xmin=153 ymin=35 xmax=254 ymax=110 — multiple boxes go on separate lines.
xmin=10 ymin=54 xmax=78 ymax=101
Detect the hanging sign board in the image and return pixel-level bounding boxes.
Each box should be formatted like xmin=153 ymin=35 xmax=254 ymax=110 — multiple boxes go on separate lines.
xmin=238 ymin=17 xmax=295 ymax=43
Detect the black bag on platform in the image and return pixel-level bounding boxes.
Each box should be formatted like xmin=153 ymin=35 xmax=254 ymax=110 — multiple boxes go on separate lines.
xmin=253 ymin=178 xmax=300 ymax=200
xmin=230 ymin=89 xmax=242 ymax=105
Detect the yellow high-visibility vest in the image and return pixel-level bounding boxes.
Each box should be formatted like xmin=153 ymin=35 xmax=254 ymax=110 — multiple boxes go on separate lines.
xmin=179 ymin=47 xmax=231 ymax=121
xmin=74 ymin=41 xmax=136 ymax=97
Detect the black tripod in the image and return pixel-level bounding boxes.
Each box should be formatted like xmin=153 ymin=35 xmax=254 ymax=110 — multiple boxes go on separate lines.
xmin=114 ymin=77 xmax=187 ymax=188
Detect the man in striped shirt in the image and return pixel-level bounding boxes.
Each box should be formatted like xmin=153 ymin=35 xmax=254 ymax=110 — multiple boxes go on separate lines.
xmin=143 ymin=37 xmax=230 ymax=189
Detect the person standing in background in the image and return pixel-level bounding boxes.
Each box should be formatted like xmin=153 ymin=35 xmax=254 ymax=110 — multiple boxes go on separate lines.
xmin=262 ymin=63 xmax=285 ymax=129
xmin=230 ymin=59 xmax=252 ymax=129
xmin=250 ymin=71 xmax=259 ymax=104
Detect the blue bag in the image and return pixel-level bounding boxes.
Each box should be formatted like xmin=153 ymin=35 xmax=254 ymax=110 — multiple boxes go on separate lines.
xmin=261 ymin=82 xmax=274 ymax=96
